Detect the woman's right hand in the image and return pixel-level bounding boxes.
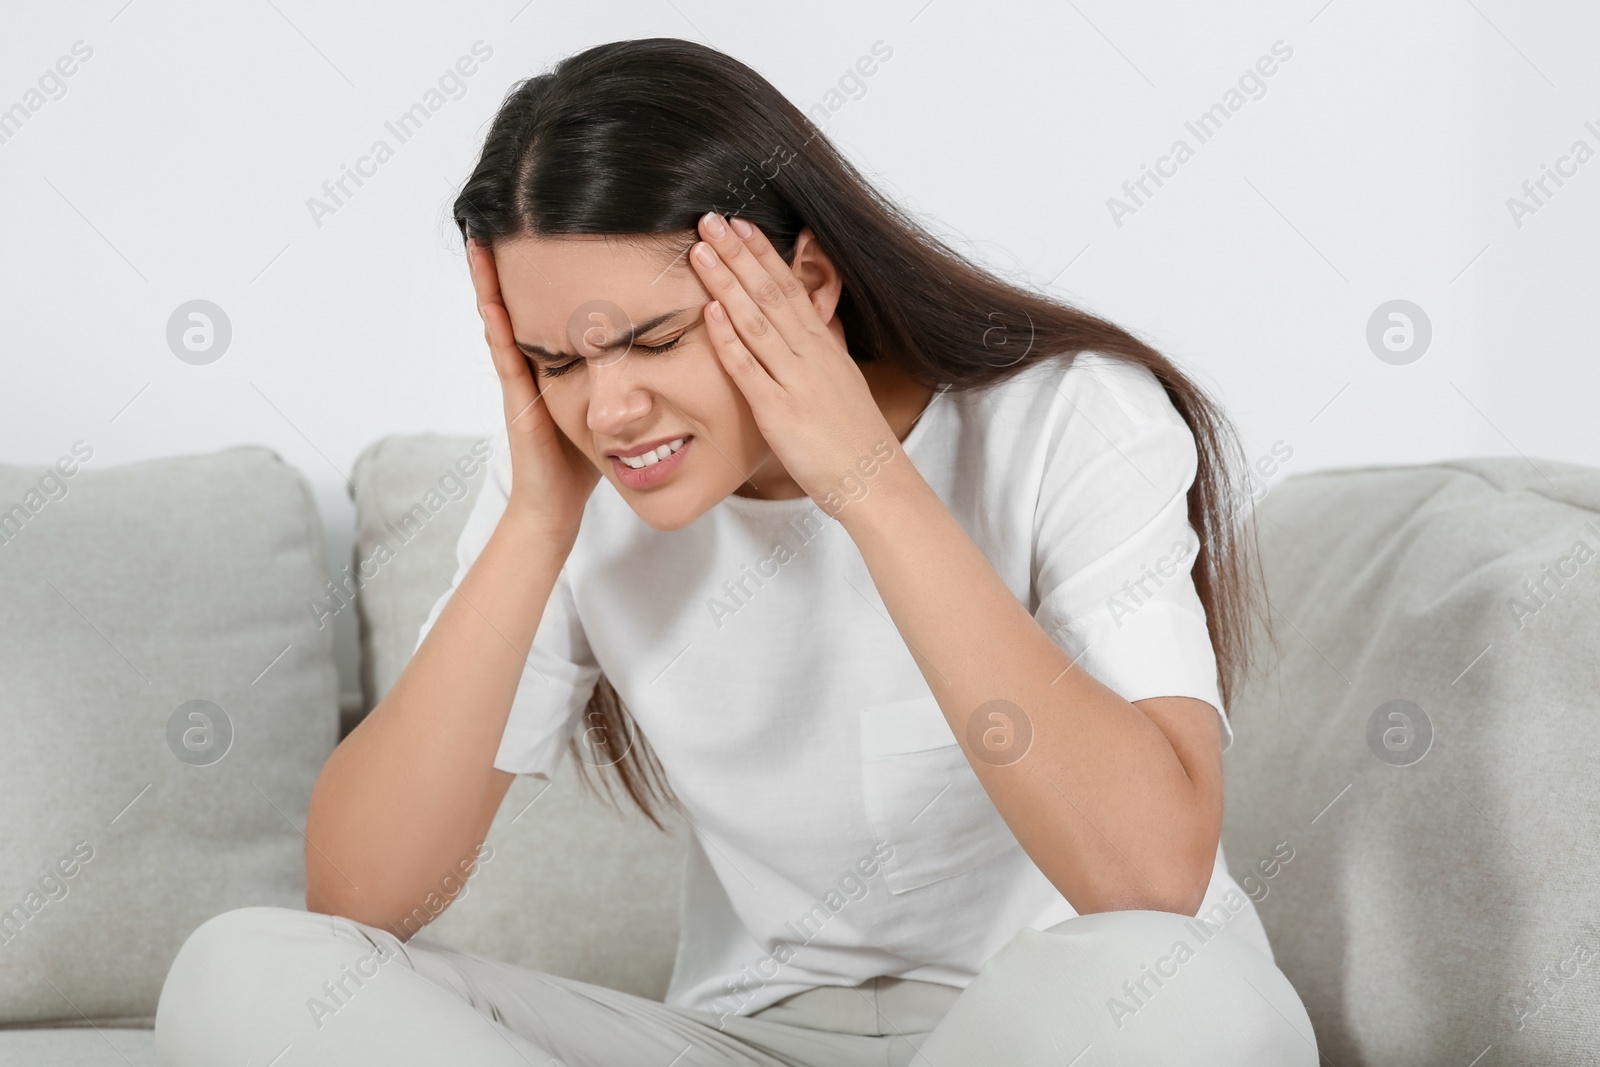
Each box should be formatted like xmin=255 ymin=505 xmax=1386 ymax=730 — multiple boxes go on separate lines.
xmin=467 ymin=237 xmax=601 ymax=542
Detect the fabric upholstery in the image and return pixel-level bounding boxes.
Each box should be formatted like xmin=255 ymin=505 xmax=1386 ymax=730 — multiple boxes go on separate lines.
xmin=5 ymin=437 xmax=1595 ymax=1065
xmin=0 ymin=446 xmax=339 ymax=1028
xmin=0 ymin=1028 xmax=156 ymax=1066
xmin=1219 ymin=457 xmax=1600 ymax=1064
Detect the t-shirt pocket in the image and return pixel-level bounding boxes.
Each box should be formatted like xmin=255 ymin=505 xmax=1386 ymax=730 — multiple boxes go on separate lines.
xmin=858 ymin=694 xmax=1021 ymax=894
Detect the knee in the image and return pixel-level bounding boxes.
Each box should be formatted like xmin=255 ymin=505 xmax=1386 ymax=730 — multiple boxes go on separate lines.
xmin=161 ymin=906 xmax=316 ymax=997
xmin=934 ymin=910 xmax=1319 ymax=1066
xmin=156 ymin=906 xmax=397 ymax=1064
xmin=155 ymin=907 xmax=283 ymax=1061
xmin=160 ymin=907 xmax=273 ymax=997
xmin=174 ymin=905 xmax=283 ymax=961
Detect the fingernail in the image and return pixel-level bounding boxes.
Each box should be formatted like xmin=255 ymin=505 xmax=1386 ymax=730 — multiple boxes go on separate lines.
xmin=694 ymin=242 xmax=717 ymax=266
xmin=729 ymin=216 xmax=753 ymax=238
xmin=702 ymin=211 xmax=727 ymax=238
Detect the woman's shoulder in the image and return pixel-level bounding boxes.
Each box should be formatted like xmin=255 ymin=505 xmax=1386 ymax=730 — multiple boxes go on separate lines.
xmin=955 ymin=349 xmax=1183 ymax=438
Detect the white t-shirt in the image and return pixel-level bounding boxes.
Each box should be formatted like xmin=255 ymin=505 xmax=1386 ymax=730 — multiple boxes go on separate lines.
xmin=414 ymin=350 xmax=1273 ymax=1020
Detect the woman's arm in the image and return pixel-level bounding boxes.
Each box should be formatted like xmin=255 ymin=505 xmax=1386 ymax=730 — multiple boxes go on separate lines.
xmin=303 ymin=511 xmax=576 ymax=938
xmin=836 ymin=463 xmax=1223 ymax=917
xmin=680 ymin=213 xmax=1221 ymax=916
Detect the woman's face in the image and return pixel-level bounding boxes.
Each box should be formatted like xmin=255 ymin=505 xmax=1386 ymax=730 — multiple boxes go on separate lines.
xmin=492 ymin=229 xmax=845 ymax=532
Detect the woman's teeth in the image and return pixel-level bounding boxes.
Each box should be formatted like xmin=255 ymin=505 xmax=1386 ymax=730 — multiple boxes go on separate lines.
xmin=617 ymin=436 xmax=689 ymax=469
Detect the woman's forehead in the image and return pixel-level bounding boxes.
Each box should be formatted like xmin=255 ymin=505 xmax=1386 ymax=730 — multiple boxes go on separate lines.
xmin=499 ymin=234 xmax=697 ymax=300
xmin=499 ymin=232 xmax=688 ymax=277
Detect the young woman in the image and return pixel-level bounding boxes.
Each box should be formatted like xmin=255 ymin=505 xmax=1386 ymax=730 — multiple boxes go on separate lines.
xmin=156 ymin=37 xmax=1316 ymax=1066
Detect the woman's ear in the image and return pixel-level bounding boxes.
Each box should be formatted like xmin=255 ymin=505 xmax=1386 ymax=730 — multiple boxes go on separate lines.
xmin=789 ymin=227 xmax=844 ymax=324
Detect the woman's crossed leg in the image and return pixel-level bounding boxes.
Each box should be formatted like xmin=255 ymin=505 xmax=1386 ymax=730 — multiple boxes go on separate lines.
xmin=154 ymin=905 xmax=1316 ymax=1066
xmin=153 ymin=905 xmax=916 ymax=1066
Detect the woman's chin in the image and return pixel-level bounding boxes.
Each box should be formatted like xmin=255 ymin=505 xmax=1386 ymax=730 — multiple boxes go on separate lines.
xmin=617 ymin=487 xmax=709 ymax=533
xmin=640 ymin=511 xmax=703 ymax=533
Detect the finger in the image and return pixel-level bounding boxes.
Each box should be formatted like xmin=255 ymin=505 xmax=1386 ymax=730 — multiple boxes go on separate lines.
xmin=694 ymin=213 xmax=813 ymax=351
xmin=690 ymin=238 xmax=797 ymax=382
xmin=696 ymin=212 xmax=810 ymax=330
xmin=466 ymin=237 xmax=504 ymax=317
xmin=704 ymin=299 xmax=779 ymax=406
xmin=468 ymin=240 xmax=546 ymax=429
xmin=725 ymin=217 xmax=825 ymax=331
xmin=468 ymin=240 xmax=524 ymax=376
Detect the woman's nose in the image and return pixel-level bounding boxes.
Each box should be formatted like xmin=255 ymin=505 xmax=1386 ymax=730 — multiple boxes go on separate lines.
xmin=584 ymin=357 xmax=651 ymax=435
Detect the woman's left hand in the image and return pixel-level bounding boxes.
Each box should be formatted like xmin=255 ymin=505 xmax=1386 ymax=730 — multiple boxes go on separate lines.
xmin=689 ymin=211 xmax=898 ymax=510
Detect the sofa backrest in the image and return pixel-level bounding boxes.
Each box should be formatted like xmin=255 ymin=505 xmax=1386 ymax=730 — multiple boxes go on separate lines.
xmin=349 ymin=434 xmax=688 ymax=1000
xmin=1220 ymin=457 xmax=1600 ymax=1064
xmin=0 ymin=445 xmax=340 ymax=1027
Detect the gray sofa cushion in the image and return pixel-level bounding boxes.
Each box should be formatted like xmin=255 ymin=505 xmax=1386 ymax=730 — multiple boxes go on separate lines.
xmin=0 ymin=446 xmax=339 ymax=1027
xmin=349 ymin=433 xmax=687 ymax=1000
xmin=1220 ymin=457 xmax=1600 ymax=1065
xmin=0 ymin=1028 xmax=155 ymax=1066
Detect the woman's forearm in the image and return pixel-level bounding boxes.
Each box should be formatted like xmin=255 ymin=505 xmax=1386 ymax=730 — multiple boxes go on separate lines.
xmin=303 ymin=508 xmax=576 ymax=936
xmin=838 ymin=457 xmax=1217 ymax=916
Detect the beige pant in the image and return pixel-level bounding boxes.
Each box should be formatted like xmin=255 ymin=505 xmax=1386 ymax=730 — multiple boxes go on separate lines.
xmin=153 ymin=904 xmax=1317 ymax=1066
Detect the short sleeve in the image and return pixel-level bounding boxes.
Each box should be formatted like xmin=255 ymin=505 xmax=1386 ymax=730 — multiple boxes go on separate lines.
xmin=1030 ymin=356 xmax=1233 ymax=753
xmin=413 ymin=429 xmax=602 ymax=778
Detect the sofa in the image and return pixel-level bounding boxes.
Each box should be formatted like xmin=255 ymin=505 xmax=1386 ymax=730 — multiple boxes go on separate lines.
xmin=0 ymin=435 xmax=1595 ymax=1065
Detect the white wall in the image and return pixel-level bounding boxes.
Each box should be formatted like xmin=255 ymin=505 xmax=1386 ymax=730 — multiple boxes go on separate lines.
xmin=3 ymin=0 xmax=1595 ymax=702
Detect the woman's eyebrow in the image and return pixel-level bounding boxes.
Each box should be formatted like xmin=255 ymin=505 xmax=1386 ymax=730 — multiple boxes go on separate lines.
xmin=514 ymin=307 xmax=695 ymax=362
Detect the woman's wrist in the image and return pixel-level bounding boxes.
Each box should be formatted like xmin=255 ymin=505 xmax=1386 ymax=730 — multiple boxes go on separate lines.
xmin=498 ymin=499 xmax=582 ymax=557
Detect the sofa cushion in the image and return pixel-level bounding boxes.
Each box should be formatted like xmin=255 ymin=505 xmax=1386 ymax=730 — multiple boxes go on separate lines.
xmin=0 ymin=1028 xmax=155 ymax=1066
xmin=1220 ymin=457 xmax=1600 ymax=1064
xmin=0 ymin=446 xmax=339 ymax=1027
xmin=349 ymin=432 xmax=687 ymax=1000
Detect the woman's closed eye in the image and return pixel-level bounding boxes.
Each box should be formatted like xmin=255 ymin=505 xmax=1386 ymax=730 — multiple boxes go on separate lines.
xmin=541 ymin=334 xmax=685 ymax=378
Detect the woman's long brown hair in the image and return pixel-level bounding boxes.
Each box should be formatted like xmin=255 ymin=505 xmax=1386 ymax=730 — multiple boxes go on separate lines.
xmin=452 ymin=38 xmax=1270 ymax=832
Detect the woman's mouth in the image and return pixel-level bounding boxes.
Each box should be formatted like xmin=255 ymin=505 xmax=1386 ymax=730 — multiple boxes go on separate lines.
xmin=610 ymin=435 xmax=693 ymax=489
